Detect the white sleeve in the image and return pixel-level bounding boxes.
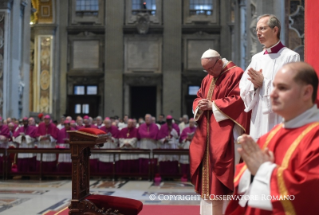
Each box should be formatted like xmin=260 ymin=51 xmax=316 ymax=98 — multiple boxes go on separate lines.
xmin=193 ymin=107 xmax=203 ymax=121
xmin=119 ymin=138 xmax=137 ymax=148
xmin=261 ymin=77 xmax=273 ymax=114
xmin=233 ymin=124 xmax=243 ymax=166
xmin=248 ymin=161 xmax=277 ymax=211
xmin=239 ymin=62 xmax=259 ymax=112
xmin=159 ymin=138 xmax=166 ymax=144
xmin=170 ymin=129 xmax=179 ymax=138
xmin=50 ymin=136 xmax=56 ymax=142
xmin=238 ymin=168 xmax=252 ymax=207
xmin=291 ymin=53 xmax=300 ymax=63
xmin=212 ymin=102 xmax=228 ymax=122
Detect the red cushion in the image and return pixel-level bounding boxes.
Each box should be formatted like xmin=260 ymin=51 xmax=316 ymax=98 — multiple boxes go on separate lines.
xmin=86 ymin=194 xmax=143 ymax=215
xmin=78 ymin=128 xmax=106 ymax=135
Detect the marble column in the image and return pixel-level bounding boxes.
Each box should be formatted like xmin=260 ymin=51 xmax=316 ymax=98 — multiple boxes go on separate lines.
xmin=162 ymin=0 xmax=182 ymax=119
xmin=104 ymin=0 xmax=124 ymax=117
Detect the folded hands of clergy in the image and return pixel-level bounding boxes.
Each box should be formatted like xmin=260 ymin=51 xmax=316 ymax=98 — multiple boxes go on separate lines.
xmin=198 ymin=99 xmax=212 ymax=111
xmin=237 ymin=134 xmax=274 ymax=175
xmin=247 ymin=68 xmax=264 ymax=89
xmin=40 ymin=134 xmax=51 ymax=141
xmin=0 ymin=135 xmax=6 ymax=141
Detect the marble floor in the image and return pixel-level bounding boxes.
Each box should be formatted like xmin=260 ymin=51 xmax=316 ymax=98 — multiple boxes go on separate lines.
xmin=0 ymin=178 xmax=200 ymax=215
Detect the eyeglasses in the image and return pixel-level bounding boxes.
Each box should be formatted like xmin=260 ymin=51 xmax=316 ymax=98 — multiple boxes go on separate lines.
xmin=255 ymin=26 xmax=269 ymax=33
xmin=203 ymin=59 xmax=219 ymax=73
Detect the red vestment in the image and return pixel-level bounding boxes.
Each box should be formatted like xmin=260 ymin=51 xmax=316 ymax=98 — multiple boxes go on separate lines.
xmin=226 ymin=122 xmax=319 ymax=215
xmin=190 ymin=62 xmax=250 ymax=197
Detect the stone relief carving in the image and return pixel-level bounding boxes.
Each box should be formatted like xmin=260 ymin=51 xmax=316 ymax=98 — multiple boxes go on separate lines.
xmin=136 ymin=13 xmax=150 ymax=34
xmin=249 ymin=0 xmax=258 ymax=57
xmin=289 ymin=5 xmax=304 ymax=38
xmin=288 ymin=1 xmax=304 ymax=60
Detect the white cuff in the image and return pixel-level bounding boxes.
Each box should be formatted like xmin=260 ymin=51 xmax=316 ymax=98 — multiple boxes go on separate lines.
xmin=212 ymin=102 xmax=228 ymax=122
xmin=238 ymin=168 xmax=251 ymax=194
xmin=248 ymin=161 xmax=277 ymax=211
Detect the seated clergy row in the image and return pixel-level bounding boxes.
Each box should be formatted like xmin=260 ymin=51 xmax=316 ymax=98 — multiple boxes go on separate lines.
xmin=0 ymin=114 xmax=197 ymax=176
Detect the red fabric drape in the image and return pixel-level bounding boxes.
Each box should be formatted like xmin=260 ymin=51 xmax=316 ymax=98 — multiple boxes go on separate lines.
xmin=305 ymin=0 xmax=319 ymax=105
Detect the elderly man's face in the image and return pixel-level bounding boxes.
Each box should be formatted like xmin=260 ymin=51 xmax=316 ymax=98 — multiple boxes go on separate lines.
xmin=28 ymin=118 xmax=34 ymax=125
xmin=189 ymin=119 xmax=196 ymax=127
xmin=96 ymin=118 xmax=102 ymax=125
xmin=23 ymin=120 xmax=28 ymax=126
xmin=183 ymin=117 xmax=188 ymax=123
xmin=166 ymin=119 xmax=172 ymax=126
xmin=145 ymin=115 xmax=151 ymax=124
xmin=8 ymin=123 xmax=14 ymax=131
xmin=44 ymin=118 xmax=50 ymax=125
xmin=84 ymin=119 xmax=89 ymax=125
xmin=201 ymin=58 xmax=223 ymax=77
xmin=104 ymin=120 xmax=111 ymax=128
xmin=270 ymin=67 xmax=305 ymax=120
xmin=256 ymin=17 xmax=278 ymax=48
xmin=127 ymin=120 xmax=134 ymax=128
xmin=65 ymin=123 xmax=71 ymax=130
xmin=60 ymin=117 xmax=65 ymax=123
xmin=158 ymin=115 xmax=163 ymax=121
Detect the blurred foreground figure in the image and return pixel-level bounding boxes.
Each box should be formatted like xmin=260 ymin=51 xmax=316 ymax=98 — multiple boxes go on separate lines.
xmin=226 ymin=62 xmax=319 ymax=215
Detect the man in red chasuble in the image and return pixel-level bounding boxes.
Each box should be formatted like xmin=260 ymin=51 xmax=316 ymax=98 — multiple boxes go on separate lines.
xmin=226 ymin=62 xmax=319 ymax=215
xmin=190 ymin=49 xmax=250 ymax=215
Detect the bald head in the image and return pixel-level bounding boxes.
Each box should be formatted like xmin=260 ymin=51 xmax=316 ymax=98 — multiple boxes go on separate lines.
xmin=271 ymin=62 xmax=318 ymax=121
xmin=289 ymin=62 xmax=318 ymax=103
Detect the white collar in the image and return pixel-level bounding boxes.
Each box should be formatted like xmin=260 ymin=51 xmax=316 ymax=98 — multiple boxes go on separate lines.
xmin=265 ymin=40 xmax=280 ymax=53
xmin=222 ymin=58 xmax=229 ymax=68
xmin=283 ymin=105 xmax=319 ymax=128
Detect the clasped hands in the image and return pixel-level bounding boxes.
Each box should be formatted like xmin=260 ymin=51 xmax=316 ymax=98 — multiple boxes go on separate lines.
xmin=198 ymin=99 xmax=213 ymax=111
xmin=237 ymin=135 xmax=274 ymax=175
xmin=247 ymin=68 xmax=264 ymax=89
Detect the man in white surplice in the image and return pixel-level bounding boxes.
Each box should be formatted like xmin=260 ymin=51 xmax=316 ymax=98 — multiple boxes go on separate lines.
xmin=239 ymin=14 xmax=300 ymax=141
xmin=138 ymin=114 xmax=159 ymax=174
xmin=98 ymin=117 xmax=119 ymax=172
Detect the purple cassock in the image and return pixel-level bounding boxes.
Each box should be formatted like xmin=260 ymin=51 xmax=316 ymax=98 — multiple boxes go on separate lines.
xmin=117 ymin=127 xmax=139 ymax=174
xmin=35 ymin=122 xmax=59 ymax=173
xmin=0 ymin=125 xmax=10 ymax=174
xmin=13 ymin=125 xmax=37 ymax=173
xmin=179 ymin=126 xmax=196 ymax=177
xmin=98 ymin=125 xmax=119 ymax=174
xmin=56 ymin=127 xmax=76 ymax=173
xmin=156 ymin=123 xmax=180 ymax=177
xmin=137 ymin=123 xmax=159 ymax=176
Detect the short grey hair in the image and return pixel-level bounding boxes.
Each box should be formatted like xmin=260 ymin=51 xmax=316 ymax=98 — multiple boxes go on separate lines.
xmin=257 ymin=14 xmax=281 ymax=39
xmin=182 ymin=114 xmax=189 ymax=120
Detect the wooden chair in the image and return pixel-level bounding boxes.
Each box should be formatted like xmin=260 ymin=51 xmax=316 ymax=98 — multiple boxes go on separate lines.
xmin=68 ymin=128 xmax=143 ymax=215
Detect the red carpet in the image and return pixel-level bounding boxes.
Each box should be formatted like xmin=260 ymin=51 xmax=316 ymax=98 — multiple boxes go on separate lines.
xmin=43 ymin=205 xmax=200 ymax=215
xmin=139 ymin=205 xmax=200 ymax=215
